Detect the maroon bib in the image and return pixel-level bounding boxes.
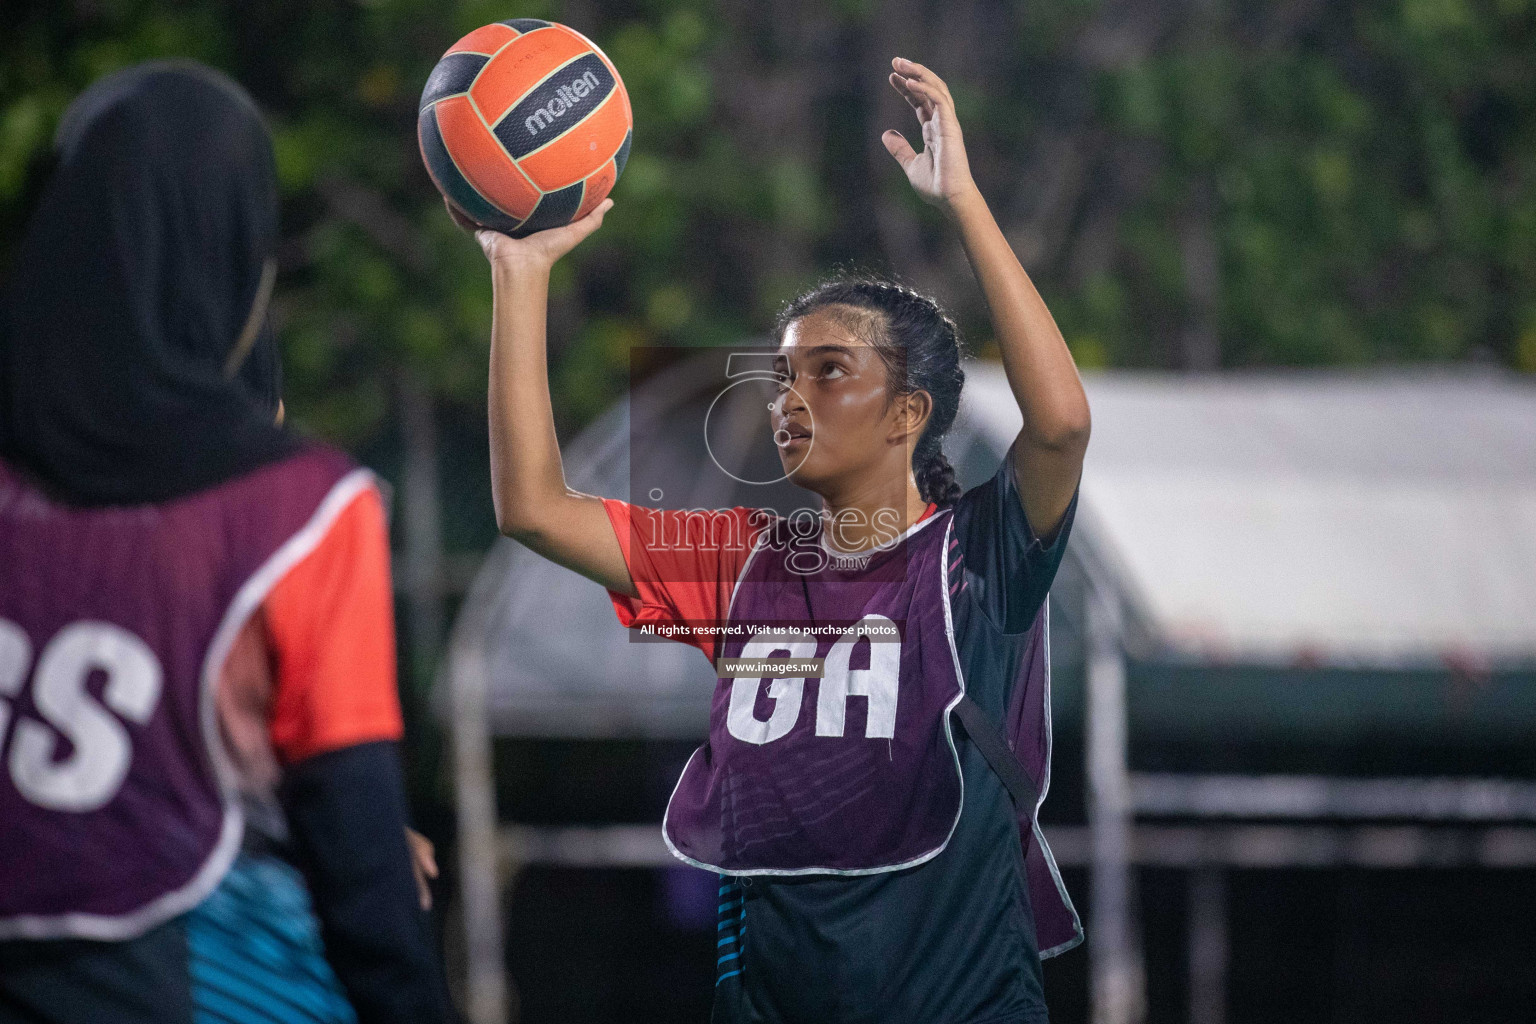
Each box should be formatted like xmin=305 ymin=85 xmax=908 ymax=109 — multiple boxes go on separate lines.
xmin=665 ymin=511 xmax=965 ymax=874
xmin=662 ymin=507 xmax=1084 ymax=956
xmin=0 ymin=448 xmax=371 ymax=940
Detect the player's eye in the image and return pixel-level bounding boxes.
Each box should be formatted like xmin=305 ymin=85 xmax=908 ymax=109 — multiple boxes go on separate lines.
xmin=818 ymin=362 xmax=846 ymax=380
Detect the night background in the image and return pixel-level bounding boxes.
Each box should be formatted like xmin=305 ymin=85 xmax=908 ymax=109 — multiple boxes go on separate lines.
xmin=4 ymin=1 xmax=1535 ymax=1021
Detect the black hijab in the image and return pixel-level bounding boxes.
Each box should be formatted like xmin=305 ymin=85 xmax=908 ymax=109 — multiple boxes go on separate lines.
xmin=0 ymin=60 xmax=301 ymax=506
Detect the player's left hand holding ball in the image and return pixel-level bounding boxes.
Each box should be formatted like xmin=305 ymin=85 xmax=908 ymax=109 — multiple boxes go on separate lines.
xmin=445 ymin=193 xmax=613 ymax=272
xmin=882 ymin=57 xmax=978 ymax=213
xmin=422 ymin=18 xmax=631 ymax=270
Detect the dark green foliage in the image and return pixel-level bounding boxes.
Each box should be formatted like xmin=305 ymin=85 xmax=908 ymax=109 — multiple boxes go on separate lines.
xmin=5 ymin=0 xmax=1534 ymax=450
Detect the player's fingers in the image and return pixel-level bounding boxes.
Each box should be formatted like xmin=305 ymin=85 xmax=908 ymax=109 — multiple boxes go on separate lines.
xmin=882 ymin=129 xmax=919 ymax=168
xmin=901 ymin=75 xmax=946 ymax=112
xmin=444 ymin=196 xmax=478 ymax=233
xmin=474 ymin=228 xmax=502 ymax=254
xmin=567 ymin=197 xmax=614 ymax=242
xmin=578 ymin=197 xmax=615 ymax=229
xmin=530 ymin=196 xmax=612 ymax=258
xmin=893 ymin=58 xmax=953 ymax=104
xmin=406 ymin=828 xmax=436 ymax=910
xmin=409 ymin=829 xmax=439 ymax=877
xmin=415 ymin=875 xmax=432 ymax=911
xmin=889 ymin=73 xmax=926 ymax=115
xmin=899 ymin=60 xmax=953 ymax=111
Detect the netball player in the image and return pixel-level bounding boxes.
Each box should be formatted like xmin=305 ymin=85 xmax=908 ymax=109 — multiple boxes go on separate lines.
xmin=0 ymin=63 xmax=452 ymax=1024
xmin=455 ymin=57 xmax=1089 ymax=1022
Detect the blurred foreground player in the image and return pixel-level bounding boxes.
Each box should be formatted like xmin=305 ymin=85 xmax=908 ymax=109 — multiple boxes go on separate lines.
xmin=0 ymin=62 xmax=453 ymax=1024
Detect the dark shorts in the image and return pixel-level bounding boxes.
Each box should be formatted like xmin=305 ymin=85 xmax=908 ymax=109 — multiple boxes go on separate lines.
xmin=0 ymin=854 xmax=354 ymax=1024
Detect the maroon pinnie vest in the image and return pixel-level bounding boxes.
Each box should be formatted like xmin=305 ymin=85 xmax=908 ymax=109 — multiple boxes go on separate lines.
xmin=664 ymin=507 xmax=1082 ymax=956
xmin=0 ymin=447 xmax=372 ymax=940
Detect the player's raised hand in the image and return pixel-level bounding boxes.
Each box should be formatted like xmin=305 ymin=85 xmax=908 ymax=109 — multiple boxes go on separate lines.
xmin=446 ymin=195 xmax=614 ymax=273
xmin=882 ymin=58 xmax=976 ymax=210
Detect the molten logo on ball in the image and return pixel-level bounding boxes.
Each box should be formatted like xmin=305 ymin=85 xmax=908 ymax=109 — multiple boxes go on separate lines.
xmin=525 ymin=69 xmax=602 ymax=137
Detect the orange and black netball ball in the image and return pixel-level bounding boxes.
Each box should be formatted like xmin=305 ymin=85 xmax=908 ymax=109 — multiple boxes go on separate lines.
xmin=418 ymin=19 xmax=632 ymax=236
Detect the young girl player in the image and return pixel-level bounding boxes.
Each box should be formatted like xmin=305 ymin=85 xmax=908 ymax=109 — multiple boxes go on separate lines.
xmin=453 ymin=57 xmax=1090 ymax=1023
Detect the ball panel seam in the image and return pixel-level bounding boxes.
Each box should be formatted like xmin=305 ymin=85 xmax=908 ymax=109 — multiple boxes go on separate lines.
xmin=516 ymin=85 xmax=630 ymax=192
xmin=444 ymin=23 xmax=518 ymax=58
xmin=435 ymin=94 xmax=543 ymax=221
xmin=471 ymin=28 xmax=592 ymax=127
xmin=417 ymin=104 xmax=521 ymax=232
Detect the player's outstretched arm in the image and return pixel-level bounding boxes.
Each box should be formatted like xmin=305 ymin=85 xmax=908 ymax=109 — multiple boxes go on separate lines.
xmin=449 ymin=198 xmax=640 ymax=598
xmin=882 ymin=58 xmax=1090 ymax=542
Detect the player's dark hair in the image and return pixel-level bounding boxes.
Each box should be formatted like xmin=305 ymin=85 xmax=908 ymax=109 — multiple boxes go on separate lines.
xmin=775 ymin=276 xmax=965 ymax=505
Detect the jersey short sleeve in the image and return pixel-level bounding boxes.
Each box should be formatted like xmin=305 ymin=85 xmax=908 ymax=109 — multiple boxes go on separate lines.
xmin=264 ymin=483 xmax=404 ymax=765
xmin=951 ymin=448 xmax=1081 ymax=635
xmin=601 ymin=499 xmax=768 ymax=663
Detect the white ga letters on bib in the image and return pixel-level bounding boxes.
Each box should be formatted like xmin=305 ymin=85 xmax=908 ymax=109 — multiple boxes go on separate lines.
xmin=725 ymin=614 xmax=899 ymax=746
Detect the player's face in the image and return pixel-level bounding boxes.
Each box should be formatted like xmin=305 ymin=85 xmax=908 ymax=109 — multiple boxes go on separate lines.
xmin=772 ymin=310 xmax=912 ymax=495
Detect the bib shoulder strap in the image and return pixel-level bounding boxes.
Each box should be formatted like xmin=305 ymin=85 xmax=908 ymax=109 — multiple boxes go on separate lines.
xmin=953 ymin=694 xmax=1038 ymax=811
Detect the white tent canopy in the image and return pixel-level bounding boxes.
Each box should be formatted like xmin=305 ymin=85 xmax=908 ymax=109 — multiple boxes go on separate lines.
xmin=1020 ymin=367 xmax=1536 ymax=668
xmin=442 ymin=363 xmax=1536 ymax=738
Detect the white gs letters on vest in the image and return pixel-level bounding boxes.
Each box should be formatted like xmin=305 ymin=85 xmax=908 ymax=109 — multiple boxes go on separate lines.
xmin=0 ymin=618 xmax=30 ymax=751
xmin=0 ymin=618 xmax=164 ymax=813
xmin=726 ymin=615 xmax=900 ymax=745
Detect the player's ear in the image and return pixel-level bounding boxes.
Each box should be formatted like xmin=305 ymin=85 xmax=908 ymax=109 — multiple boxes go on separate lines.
xmin=889 ymin=389 xmax=932 ymax=443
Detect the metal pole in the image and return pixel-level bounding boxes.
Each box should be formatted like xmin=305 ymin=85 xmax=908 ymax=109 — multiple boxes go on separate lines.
xmin=449 ymin=638 xmax=509 ymax=1024
xmin=1085 ymin=575 xmax=1145 ymax=1024
xmin=1187 ymin=867 xmax=1227 ymax=1024
xmin=399 ymin=376 xmax=446 ymax=682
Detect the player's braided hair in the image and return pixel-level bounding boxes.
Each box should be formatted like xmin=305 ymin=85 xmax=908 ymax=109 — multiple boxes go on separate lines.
xmin=775 ymin=276 xmax=966 ymax=505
